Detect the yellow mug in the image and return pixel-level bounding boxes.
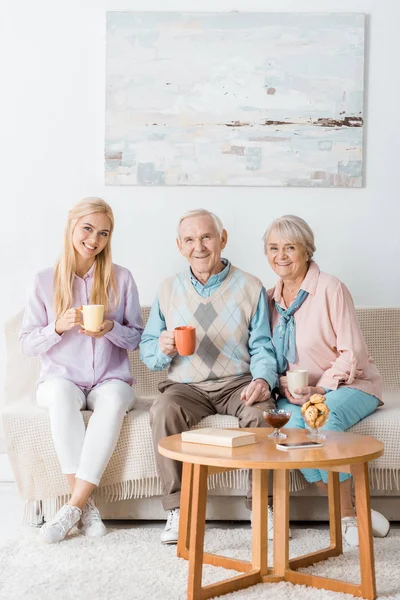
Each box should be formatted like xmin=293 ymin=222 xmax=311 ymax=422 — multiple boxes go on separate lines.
xmin=80 ymin=305 xmax=104 ymax=332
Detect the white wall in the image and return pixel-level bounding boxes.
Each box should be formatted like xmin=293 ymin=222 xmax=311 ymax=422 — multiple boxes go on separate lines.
xmin=1 ymin=0 xmax=399 ymax=447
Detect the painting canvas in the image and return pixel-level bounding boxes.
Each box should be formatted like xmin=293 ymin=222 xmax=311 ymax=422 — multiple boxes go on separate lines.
xmin=105 ymin=12 xmax=365 ymax=187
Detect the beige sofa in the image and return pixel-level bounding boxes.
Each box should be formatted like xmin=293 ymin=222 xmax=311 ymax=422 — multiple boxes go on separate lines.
xmin=2 ymin=307 xmax=400 ymax=524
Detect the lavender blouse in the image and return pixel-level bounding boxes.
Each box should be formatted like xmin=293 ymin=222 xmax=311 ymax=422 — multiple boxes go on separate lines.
xmin=20 ymin=263 xmax=143 ymax=389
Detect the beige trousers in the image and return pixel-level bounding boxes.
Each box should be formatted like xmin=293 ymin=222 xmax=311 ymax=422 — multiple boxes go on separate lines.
xmin=149 ymin=374 xmax=276 ymax=511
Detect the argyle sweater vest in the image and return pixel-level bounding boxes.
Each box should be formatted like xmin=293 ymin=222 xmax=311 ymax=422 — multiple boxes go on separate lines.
xmin=158 ymin=265 xmax=263 ymax=384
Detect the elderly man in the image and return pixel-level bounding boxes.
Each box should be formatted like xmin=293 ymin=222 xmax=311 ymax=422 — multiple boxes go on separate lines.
xmin=140 ymin=209 xmax=278 ymax=544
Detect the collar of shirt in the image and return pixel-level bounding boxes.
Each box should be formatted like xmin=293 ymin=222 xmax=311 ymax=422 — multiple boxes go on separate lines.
xmin=75 ymin=262 xmax=96 ymax=281
xmin=189 ymin=258 xmax=230 ymax=298
xmin=273 ymin=261 xmax=320 ymax=304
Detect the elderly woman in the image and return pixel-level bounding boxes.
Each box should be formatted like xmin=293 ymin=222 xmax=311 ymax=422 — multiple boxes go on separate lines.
xmin=264 ymin=214 xmax=390 ymax=547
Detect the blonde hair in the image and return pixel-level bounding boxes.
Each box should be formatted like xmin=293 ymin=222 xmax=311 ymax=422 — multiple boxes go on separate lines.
xmin=177 ymin=209 xmax=224 ymax=239
xmin=262 ymin=215 xmax=316 ymax=260
xmin=53 ymin=197 xmax=117 ymax=318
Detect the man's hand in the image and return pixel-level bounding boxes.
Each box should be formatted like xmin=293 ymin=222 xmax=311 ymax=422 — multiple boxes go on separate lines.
xmin=283 ymin=385 xmax=326 ymax=406
xmin=159 ymin=330 xmax=177 ymax=356
xmin=240 ymin=379 xmax=271 ymax=406
xmin=79 ymin=320 xmax=114 ymax=338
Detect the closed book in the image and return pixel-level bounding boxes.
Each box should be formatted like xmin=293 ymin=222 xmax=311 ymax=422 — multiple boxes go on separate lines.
xmin=181 ymin=428 xmax=256 ymax=448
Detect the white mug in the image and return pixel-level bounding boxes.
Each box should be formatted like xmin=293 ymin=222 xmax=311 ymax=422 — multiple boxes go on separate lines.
xmin=81 ymin=304 xmax=104 ymax=332
xmin=287 ymin=370 xmax=308 ymax=399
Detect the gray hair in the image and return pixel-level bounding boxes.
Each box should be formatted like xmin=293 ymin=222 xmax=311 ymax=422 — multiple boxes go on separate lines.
xmin=262 ymin=215 xmax=316 ymax=260
xmin=177 ymin=209 xmax=224 ymax=239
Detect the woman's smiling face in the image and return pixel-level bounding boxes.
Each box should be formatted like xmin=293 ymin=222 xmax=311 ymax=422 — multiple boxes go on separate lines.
xmin=266 ymin=230 xmax=309 ymax=280
xmin=72 ymin=212 xmax=111 ymax=261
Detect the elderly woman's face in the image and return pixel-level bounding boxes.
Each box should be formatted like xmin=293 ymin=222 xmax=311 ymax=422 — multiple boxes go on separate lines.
xmin=266 ymin=231 xmax=309 ymax=281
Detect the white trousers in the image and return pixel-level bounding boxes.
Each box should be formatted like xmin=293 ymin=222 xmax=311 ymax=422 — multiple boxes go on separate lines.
xmin=37 ymin=378 xmax=135 ymax=486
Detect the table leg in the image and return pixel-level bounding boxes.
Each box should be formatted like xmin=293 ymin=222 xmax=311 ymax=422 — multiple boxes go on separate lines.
xmin=328 ymin=471 xmax=343 ymax=555
xmin=178 ymin=462 xmax=193 ymax=559
xmin=251 ymin=469 xmax=269 ymax=576
xmin=187 ymin=464 xmax=208 ymax=600
xmin=289 ymin=470 xmax=343 ymax=570
xmin=285 ymin=464 xmax=377 ymax=599
xmin=352 ymin=462 xmax=377 ymax=600
xmin=183 ymin=465 xmax=263 ymax=599
xmin=272 ymin=469 xmax=289 ymax=576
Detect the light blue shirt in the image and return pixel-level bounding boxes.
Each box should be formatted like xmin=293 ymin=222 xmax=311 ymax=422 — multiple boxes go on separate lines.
xmin=140 ymin=260 xmax=278 ymax=391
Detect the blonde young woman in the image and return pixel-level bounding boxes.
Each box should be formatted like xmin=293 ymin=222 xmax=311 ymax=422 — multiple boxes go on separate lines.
xmin=263 ymin=215 xmax=390 ymax=547
xmin=20 ymin=198 xmax=143 ymax=543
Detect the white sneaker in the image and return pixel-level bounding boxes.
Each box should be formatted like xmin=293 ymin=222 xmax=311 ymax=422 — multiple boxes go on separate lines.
xmin=40 ymin=504 xmax=82 ymax=544
xmin=342 ymin=509 xmax=390 ymax=547
xmin=250 ymin=506 xmax=292 ymax=540
xmin=371 ymin=509 xmax=390 ymax=538
xmin=80 ymin=497 xmax=107 ymax=538
xmin=161 ymin=508 xmax=180 ymax=545
xmin=342 ymin=516 xmax=359 ymax=546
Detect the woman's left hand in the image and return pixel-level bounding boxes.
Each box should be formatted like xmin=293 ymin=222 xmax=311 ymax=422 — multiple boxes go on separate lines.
xmin=283 ymin=385 xmax=326 ymax=406
xmin=79 ymin=320 xmax=114 ymax=338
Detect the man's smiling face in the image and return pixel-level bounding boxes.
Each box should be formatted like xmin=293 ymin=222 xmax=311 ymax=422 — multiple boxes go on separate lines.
xmin=177 ymin=215 xmax=227 ymax=284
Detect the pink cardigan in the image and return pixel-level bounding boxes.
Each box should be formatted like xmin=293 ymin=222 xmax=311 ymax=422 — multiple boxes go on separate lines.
xmin=267 ymin=262 xmax=382 ymax=403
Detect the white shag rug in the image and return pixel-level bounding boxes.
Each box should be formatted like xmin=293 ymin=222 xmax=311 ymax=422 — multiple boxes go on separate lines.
xmin=0 ymin=527 xmax=399 ymax=600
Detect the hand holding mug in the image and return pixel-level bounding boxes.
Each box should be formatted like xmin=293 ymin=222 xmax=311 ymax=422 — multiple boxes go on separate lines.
xmin=284 ymin=385 xmax=326 ymax=406
xmin=79 ymin=319 xmax=114 ymax=338
xmin=159 ymin=330 xmax=177 ymax=356
xmin=278 ymin=375 xmax=288 ymax=397
xmin=55 ymin=307 xmax=82 ymax=335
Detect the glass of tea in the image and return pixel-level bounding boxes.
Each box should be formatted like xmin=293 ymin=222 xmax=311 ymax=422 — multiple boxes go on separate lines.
xmin=263 ymin=409 xmax=292 ymax=439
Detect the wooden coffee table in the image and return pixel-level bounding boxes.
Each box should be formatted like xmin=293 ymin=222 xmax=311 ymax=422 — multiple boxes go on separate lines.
xmin=158 ymin=428 xmax=384 ymax=600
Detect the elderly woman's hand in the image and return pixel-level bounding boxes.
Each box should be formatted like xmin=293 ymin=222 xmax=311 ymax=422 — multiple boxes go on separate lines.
xmin=278 ymin=376 xmax=288 ymax=396
xmin=284 ymin=385 xmax=326 ymax=406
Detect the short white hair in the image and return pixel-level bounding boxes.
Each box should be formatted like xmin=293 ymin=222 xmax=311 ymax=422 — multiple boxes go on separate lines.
xmin=263 ymin=215 xmax=316 ymax=260
xmin=177 ymin=209 xmax=224 ymax=239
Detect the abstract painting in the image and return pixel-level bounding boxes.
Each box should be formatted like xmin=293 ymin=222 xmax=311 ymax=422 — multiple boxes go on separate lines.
xmin=106 ymin=12 xmax=365 ymax=187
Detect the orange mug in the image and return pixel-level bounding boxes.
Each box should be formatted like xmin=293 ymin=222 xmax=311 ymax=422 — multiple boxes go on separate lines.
xmin=174 ymin=326 xmax=196 ymax=356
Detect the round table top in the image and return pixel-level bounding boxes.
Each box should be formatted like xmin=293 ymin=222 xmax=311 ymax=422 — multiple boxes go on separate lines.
xmin=158 ymin=428 xmax=384 ymax=470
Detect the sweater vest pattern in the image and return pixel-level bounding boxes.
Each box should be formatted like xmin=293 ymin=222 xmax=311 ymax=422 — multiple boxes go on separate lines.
xmin=158 ymin=266 xmax=262 ymax=384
